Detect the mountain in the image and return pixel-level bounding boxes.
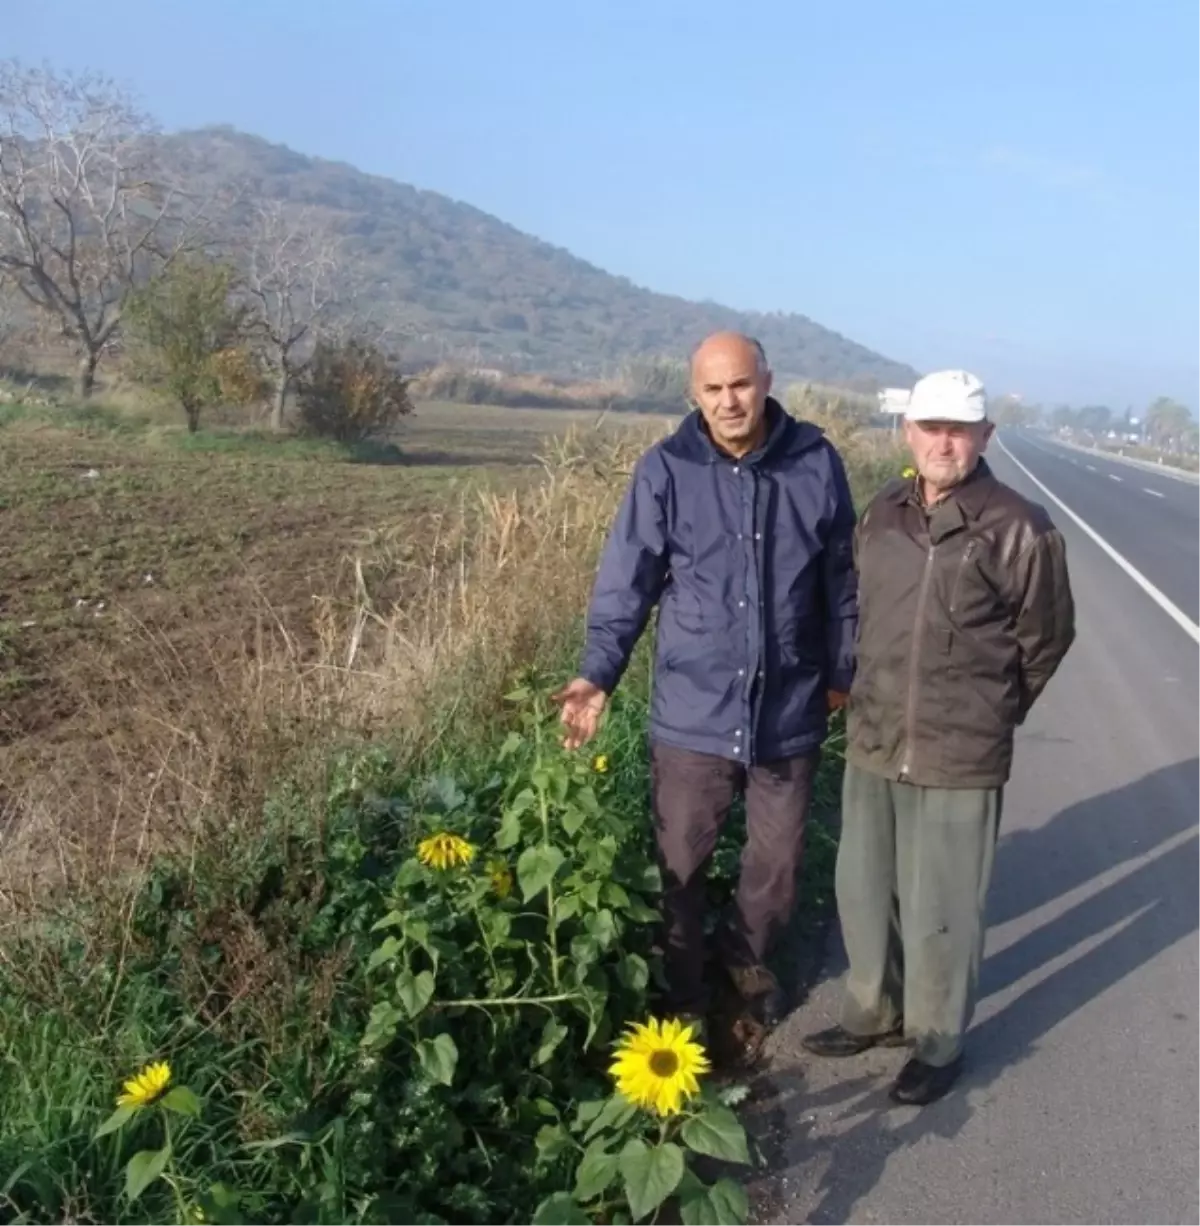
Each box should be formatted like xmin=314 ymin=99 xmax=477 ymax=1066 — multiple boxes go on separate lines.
xmin=161 ymin=127 xmax=917 ymax=388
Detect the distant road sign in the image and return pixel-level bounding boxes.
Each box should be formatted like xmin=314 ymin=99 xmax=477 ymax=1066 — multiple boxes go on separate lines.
xmin=878 ymin=387 xmax=912 ymax=415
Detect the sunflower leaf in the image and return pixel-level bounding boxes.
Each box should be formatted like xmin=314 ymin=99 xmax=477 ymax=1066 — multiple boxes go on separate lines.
xmin=94 ymin=1104 xmax=136 ymax=1139
xmin=532 ymin=1192 xmax=590 ymax=1225
xmin=366 ymin=935 xmax=401 ymax=972
xmin=679 ymin=1176 xmax=750 ymax=1225
xmin=680 ymin=1106 xmax=751 ymax=1165
xmin=160 ymin=1086 xmax=201 ymax=1118
xmin=415 ymin=1034 xmax=458 ymax=1086
xmin=125 ymin=1145 xmax=171 ymax=1203
xmin=396 ymin=969 xmax=436 ymax=1018
xmin=517 ymin=844 xmax=565 ymax=902
xmin=574 ymin=1138 xmax=620 ymax=1201
xmin=619 ymin=1139 xmax=685 ymax=1222
xmin=533 ymin=1016 xmax=569 ymax=1068
xmin=582 ymin=1092 xmax=637 ymax=1142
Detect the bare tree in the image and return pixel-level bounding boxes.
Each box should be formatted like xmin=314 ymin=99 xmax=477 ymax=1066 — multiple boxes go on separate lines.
xmin=242 ymin=200 xmax=342 ymax=430
xmin=0 ymin=60 xmax=205 ymax=398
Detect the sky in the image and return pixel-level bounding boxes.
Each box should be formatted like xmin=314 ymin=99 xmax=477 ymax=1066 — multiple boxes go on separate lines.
xmin=6 ymin=0 xmax=1199 ymax=408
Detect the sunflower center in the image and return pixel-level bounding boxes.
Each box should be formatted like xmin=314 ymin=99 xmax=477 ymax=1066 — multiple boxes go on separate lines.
xmin=649 ymin=1049 xmax=680 ymax=1078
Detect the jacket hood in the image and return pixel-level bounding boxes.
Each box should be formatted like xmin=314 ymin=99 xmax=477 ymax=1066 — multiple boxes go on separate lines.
xmin=663 ymin=396 xmax=827 ymax=465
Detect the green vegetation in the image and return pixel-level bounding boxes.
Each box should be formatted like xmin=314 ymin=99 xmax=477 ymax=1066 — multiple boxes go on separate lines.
xmin=0 ymin=384 xmax=901 ymax=1223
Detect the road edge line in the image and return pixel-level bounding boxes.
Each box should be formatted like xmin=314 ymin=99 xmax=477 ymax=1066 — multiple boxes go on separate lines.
xmin=996 ymin=436 xmax=1200 ymax=646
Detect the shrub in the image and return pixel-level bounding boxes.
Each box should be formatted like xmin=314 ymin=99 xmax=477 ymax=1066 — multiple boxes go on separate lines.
xmin=295 ymin=338 xmax=414 ymax=443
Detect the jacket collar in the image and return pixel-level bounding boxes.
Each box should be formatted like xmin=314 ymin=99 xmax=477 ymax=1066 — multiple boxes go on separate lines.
xmin=663 ymin=396 xmax=826 ymax=465
xmin=887 ymin=456 xmax=998 ymax=521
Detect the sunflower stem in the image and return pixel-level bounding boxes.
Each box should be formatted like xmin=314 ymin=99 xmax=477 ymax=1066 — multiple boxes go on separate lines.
xmin=433 ymin=990 xmax=582 ymax=1009
xmin=160 ymin=1113 xmax=188 ymax=1225
xmin=533 ymin=711 xmax=561 ymax=991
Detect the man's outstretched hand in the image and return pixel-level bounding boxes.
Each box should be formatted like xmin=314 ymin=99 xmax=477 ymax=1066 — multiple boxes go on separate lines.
xmin=551 ymin=677 xmax=608 ymax=750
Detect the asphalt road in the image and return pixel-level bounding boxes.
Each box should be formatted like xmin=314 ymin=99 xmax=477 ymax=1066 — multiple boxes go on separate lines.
xmin=751 ymin=434 xmax=1199 ymax=1224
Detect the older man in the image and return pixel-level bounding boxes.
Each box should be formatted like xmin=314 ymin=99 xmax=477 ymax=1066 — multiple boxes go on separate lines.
xmin=802 ymin=369 xmax=1076 ymax=1105
xmin=553 ymin=332 xmax=858 ymax=1040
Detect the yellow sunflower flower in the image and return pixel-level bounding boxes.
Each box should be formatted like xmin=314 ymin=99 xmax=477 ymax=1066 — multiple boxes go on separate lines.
xmin=609 ymin=1017 xmax=710 ymax=1116
xmin=117 ymin=1060 xmax=172 ymax=1109
xmin=901 ymin=466 xmax=917 ymax=479
xmin=416 ymin=832 xmax=476 ymax=871
xmin=487 ymin=859 xmax=513 ymax=899
xmin=592 ymin=754 xmax=609 ymax=774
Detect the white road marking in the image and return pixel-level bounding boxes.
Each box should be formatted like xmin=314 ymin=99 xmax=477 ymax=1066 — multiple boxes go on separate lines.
xmin=1086 ymin=464 xmax=1097 ymax=472
xmin=1109 ymin=473 xmax=1123 ymax=483
xmin=997 ymin=437 xmax=1200 ymax=645
xmin=1144 ymin=488 xmax=1166 ymax=499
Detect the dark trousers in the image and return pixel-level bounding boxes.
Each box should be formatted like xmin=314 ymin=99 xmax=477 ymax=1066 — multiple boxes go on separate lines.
xmin=649 ymin=740 xmax=820 ymax=1016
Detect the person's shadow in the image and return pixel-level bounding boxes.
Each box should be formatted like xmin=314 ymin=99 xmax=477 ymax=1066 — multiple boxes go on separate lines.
xmin=747 ymin=757 xmax=1199 ymax=1224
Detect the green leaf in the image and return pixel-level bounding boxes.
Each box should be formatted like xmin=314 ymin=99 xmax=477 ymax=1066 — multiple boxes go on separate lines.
xmin=680 ymin=1106 xmax=751 ymax=1165
xmin=535 ymin=1123 xmax=572 ymax=1163
xmin=534 ymin=1016 xmax=569 ymax=1068
xmin=498 ymin=730 xmax=523 ymax=760
xmin=560 ymin=805 xmax=586 ymax=837
xmin=574 ymin=1138 xmax=620 ymax=1201
xmin=717 ymin=1083 xmax=751 ymax=1107
xmin=125 ymin=1146 xmax=171 ymax=1203
xmin=571 ymin=1097 xmax=605 ymax=1131
xmin=367 ymin=935 xmax=401 ymax=971
xmin=394 ymin=859 xmax=424 ymax=888
xmin=532 ymin=1192 xmax=590 ymax=1225
xmin=556 ymin=893 xmax=582 ymax=921
xmin=517 ymin=844 xmax=566 ymax=902
xmin=504 ymin=685 xmax=532 ymax=703
xmin=603 ymin=881 xmax=631 ymax=909
xmin=585 ymin=908 xmax=618 ymax=950
xmin=623 ymin=898 xmax=660 ymax=925
xmin=497 ymin=807 xmax=523 ymax=850
xmin=679 ymin=1177 xmax=750 ymax=1225
xmin=397 ymin=968 xmax=436 ymax=1018
xmin=159 ymin=1086 xmax=201 ymax=1118
xmin=620 ymin=1139 xmax=685 ymax=1222
xmin=361 ymin=1000 xmax=403 ymax=1050
xmin=635 ymin=863 xmax=662 ymax=892
xmin=94 ymin=1104 xmax=135 ymax=1139
xmin=616 ymin=952 xmax=649 ymax=993
xmin=371 ymin=909 xmax=404 ymax=933
xmin=415 ymin=1033 xmax=458 ymax=1086
xmin=583 ymin=1092 xmax=638 ymax=1142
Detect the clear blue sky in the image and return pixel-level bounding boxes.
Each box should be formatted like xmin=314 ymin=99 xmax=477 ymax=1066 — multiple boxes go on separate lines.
xmin=8 ymin=0 xmax=1199 ymax=408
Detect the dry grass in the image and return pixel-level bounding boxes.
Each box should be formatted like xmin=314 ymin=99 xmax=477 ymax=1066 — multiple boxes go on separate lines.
xmin=0 ymin=399 xmax=666 ymax=912
xmin=0 ymin=383 xmax=898 ymax=913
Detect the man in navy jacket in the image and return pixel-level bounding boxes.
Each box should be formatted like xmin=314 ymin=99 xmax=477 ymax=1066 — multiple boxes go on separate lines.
xmin=554 ymin=332 xmax=858 ymax=1035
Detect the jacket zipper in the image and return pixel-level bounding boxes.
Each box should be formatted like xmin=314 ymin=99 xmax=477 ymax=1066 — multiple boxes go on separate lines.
xmin=899 ymin=543 xmax=937 ymax=779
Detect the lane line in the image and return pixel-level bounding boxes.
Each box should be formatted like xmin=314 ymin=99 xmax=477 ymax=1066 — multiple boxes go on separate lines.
xmin=1109 ymin=473 xmax=1123 ymax=483
xmin=1144 ymin=488 xmax=1166 ymax=499
xmin=1086 ymin=464 xmax=1097 ymax=472
xmin=996 ymin=437 xmax=1200 ymax=645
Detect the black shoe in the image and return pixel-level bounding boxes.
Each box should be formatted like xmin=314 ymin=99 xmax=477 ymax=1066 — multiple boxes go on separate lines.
xmin=801 ymin=1020 xmax=906 ymax=1058
xmin=888 ymin=1055 xmax=963 ymax=1106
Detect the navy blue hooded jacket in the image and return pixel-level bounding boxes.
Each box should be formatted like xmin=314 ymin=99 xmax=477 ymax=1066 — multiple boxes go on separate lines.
xmin=580 ymin=398 xmax=858 ymax=764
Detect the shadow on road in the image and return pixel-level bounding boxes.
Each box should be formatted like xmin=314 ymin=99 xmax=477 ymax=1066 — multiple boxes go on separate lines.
xmin=748 ymin=757 xmax=1200 ymax=1224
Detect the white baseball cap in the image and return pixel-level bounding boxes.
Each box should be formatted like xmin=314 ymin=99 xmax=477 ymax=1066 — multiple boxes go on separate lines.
xmin=905 ymin=369 xmax=988 ymax=423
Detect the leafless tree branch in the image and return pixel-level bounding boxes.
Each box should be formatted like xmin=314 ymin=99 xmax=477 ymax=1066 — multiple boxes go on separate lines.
xmin=0 ymin=59 xmax=213 ymax=396
xmin=239 ymin=199 xmax=344 ymax=429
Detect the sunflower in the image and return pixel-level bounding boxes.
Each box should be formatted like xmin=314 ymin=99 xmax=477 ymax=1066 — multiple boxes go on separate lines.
xmin=609 ymin=1017 xmax=710 ymax=1116
xmin=592 ymin=754 xmax=609 ymax=774
xmin=487 ymin=858 xmax=513 ymax=899
xmin=416 ymin=833 xmax=476 ymax=871
xmin=117 ymin=1060 xmax=172 ymax=1109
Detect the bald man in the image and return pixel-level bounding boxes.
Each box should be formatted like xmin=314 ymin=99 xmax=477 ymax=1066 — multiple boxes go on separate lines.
xmin=554 ymin=333 xmax=858 ymax=1054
